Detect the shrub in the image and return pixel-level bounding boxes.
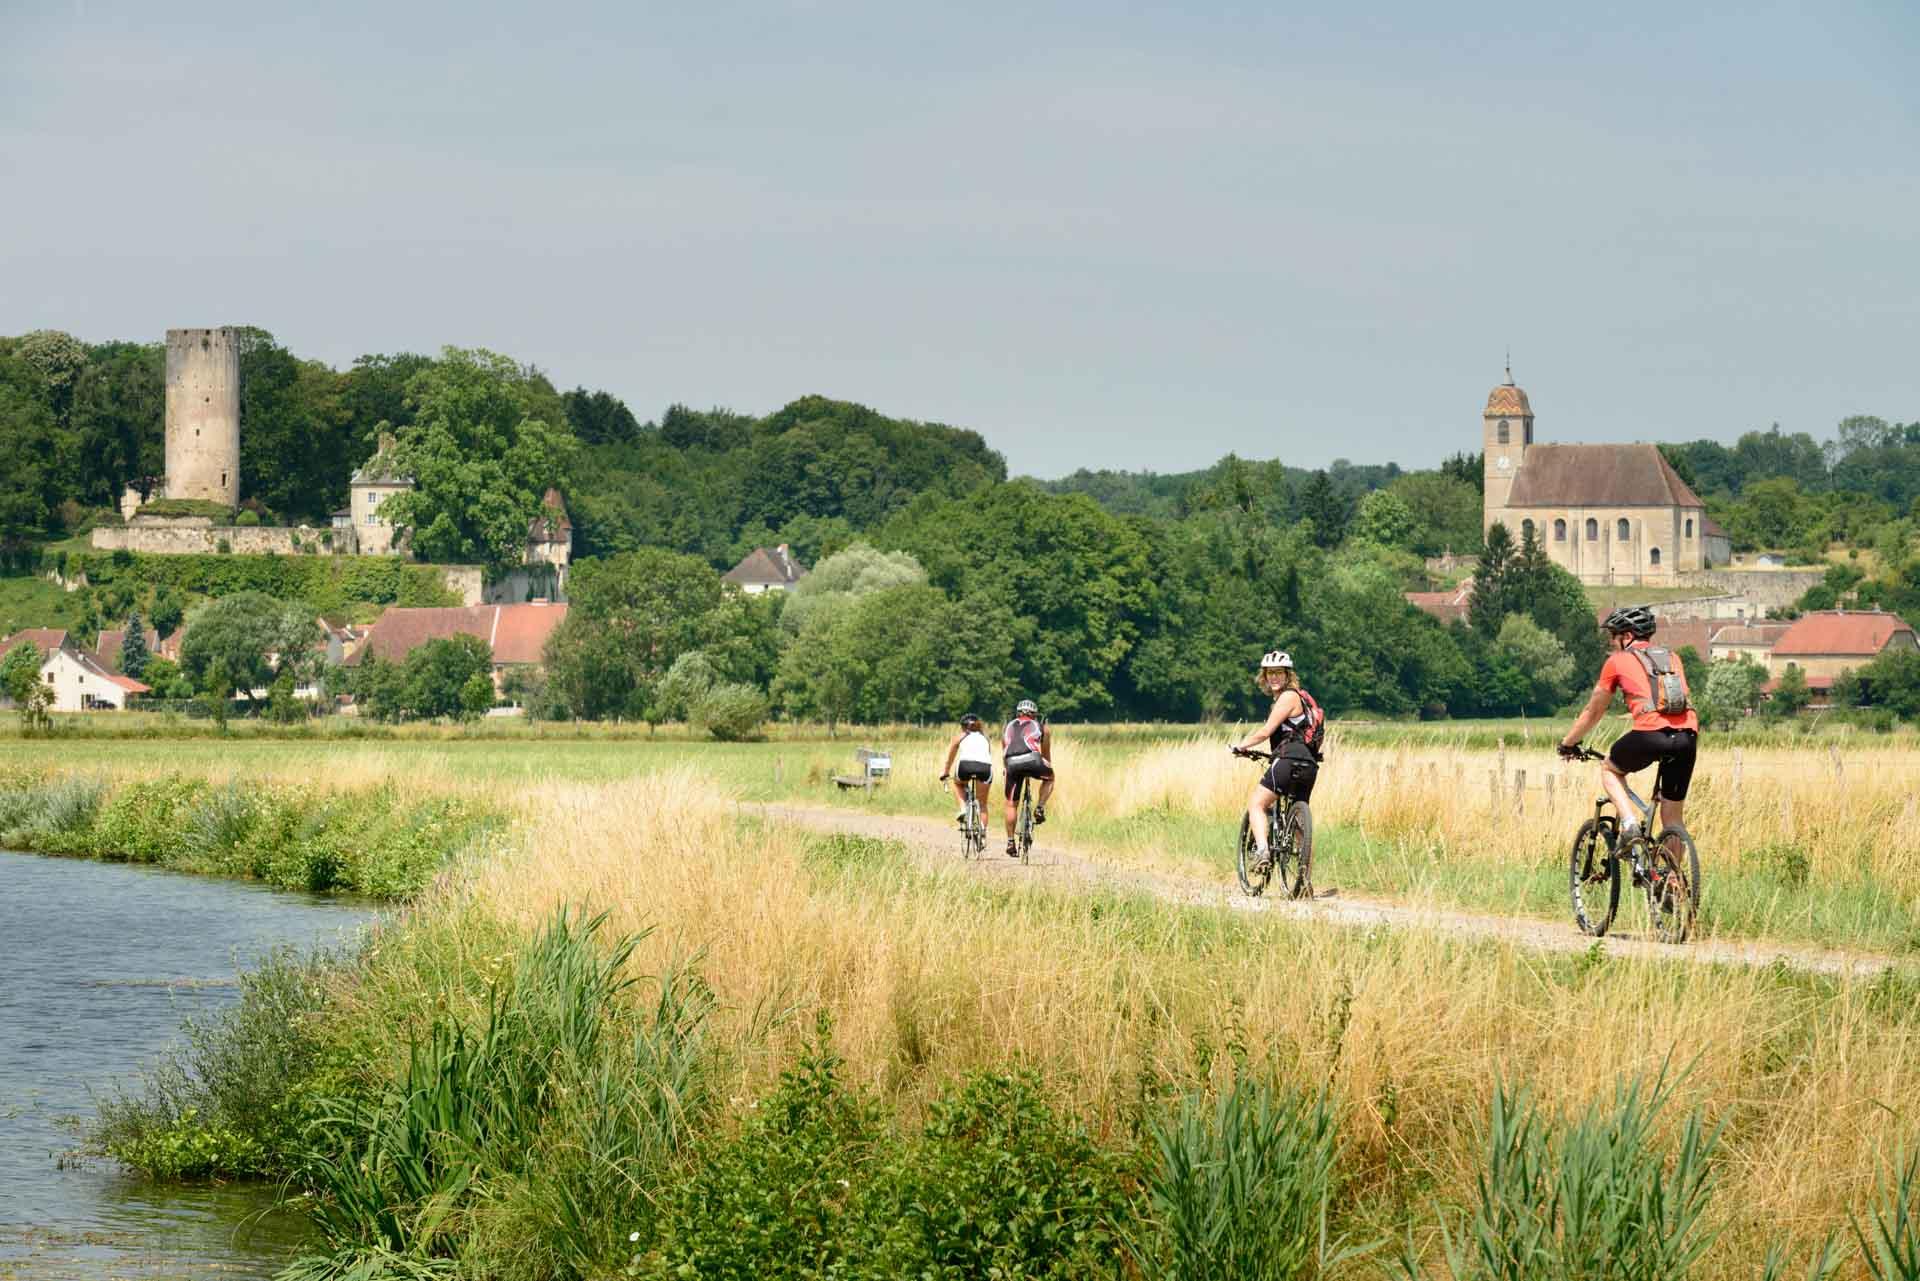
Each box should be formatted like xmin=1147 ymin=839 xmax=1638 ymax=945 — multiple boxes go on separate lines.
xmin=1742 ymin=842 xmax=1812 ymax=888
xmin=235 ymin=509 xmax=261 ymax=527
xmin=1856 ymin=1147 xmax=1920 ymax=1281
xmin=694 ymin=682 xmax=769 ymax=741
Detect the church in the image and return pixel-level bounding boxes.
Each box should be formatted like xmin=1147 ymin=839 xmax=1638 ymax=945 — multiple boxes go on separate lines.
xmin=1480 ymin=369 xmax=1731 ymax=586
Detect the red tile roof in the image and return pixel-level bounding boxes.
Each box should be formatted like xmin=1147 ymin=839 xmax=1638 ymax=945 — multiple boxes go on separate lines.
xmin=344 ymin=604 xmax=569 ymax=667
xmin=1405 ymin=578 xmax=1474 ymax=624
xmin=724 ymin=545 xmax=806 ymax=588
xmin=1711 ymin=622 xmax=1792 ymax=649
xmin=1772 ymin=610 xmax=1917 ymax=658
xmin=1485 ymin=383 xmax=1533 ymax=417
xmin=94 ymin=627 xmax=161 ymax=671
xmin=1506 ymin=444 xmax=1705 ymax=509
xmin=68 ymin=647 xmax=151 ymax=694
xmin=0 ymin=629 xmax=70 ymax=662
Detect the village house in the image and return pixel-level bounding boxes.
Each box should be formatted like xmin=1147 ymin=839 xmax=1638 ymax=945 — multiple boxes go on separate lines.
xmin=342 ymin=602 xmax=568 ymax=694
xmin=1709 ymin=621 xmax=1793 ymax=665
xmin=1404 ymin=578 xmax=1474 ymax=626
xmin=1765 ymin=609 xmax=1918 ymax=695
xmin=723 ymin=543 xmax=807 ymax=594
xmin=0 ymin=629 xmax=151 ymax=711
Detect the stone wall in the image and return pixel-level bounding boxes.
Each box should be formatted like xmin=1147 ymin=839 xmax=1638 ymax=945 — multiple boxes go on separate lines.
xmin=92 ymin=524 xmax=340 ymax=556
xmin=441 ymin=566 xmax=485 ymax=606
xmin=1674 ymin=569 xmax=1824 ymax=611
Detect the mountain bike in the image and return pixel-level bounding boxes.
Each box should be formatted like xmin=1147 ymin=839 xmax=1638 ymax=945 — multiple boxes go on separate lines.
xmin=1231 ymin=747 xmax=1313 ymax=899
xmin=1561 ymin=745 xmax=1701 ymax=943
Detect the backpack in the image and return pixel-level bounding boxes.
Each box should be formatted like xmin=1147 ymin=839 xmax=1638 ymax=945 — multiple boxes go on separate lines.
xmin=1630 ymin=648 xmax=1692 ymax=715
xmin=1290 ymin=688 xmax=1328 ymax=759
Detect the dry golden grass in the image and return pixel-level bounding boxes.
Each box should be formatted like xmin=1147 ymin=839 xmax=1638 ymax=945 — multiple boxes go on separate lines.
xmin=377 ymin=767 xmax=1920 ymax=1277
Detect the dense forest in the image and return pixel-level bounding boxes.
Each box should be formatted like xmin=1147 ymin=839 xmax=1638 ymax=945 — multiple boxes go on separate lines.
xmin=1 ymin=327 xmax=1914 ymax=723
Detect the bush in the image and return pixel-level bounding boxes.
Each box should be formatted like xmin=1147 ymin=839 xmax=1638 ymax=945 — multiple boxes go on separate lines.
xmin=1742 ymin=842 xmax=1812 ymax=888
xmin=136 ymin=498 xmax=236 ymax=521
xmin=693 ymin=683 xmax=769 ymax=741
xmin=235 ymin=508 xmax=261 ymax=527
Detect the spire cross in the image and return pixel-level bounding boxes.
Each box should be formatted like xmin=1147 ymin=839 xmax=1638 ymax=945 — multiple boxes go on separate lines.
xmin=1504 ymin=348 xmax=1513 ymax=385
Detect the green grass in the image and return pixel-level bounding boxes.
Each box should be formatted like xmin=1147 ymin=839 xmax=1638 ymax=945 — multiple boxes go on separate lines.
xmin=0 ymin=570 xmax=89 ymax=636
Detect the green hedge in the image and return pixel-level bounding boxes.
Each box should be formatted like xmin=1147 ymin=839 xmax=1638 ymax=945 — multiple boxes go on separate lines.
xmin=68 ymin=550 xmax=461 ymax=613
xmin=0 ymin=769 xmax=496 ymax=897
xmin=135 ymin=499 xmax=237 ymax=520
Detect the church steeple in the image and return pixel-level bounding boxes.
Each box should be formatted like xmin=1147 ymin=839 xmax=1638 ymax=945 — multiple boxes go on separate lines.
xmin=1482 ymin=362 xmax=1535 ymax=528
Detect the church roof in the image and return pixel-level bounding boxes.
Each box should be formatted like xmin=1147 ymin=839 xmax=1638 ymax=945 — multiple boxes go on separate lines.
xmin=1506 ymin=444 xmax=1705 ymax=509
xmin=1485 ymin=382 xmax=1532 ymax=417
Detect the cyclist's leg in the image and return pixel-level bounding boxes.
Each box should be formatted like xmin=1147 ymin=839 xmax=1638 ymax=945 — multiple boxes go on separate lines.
xmin=950 ymin=774 xmax=968 ymax=816
xmin=1654 ymin=731 xmax=1698 ymax=847
xmin=1003 ymin=772 xmax=1022 ymax=839
xmin=1247 ymin=778 xmax=1280 ymax=855
xmin=1603 ymin=730 xmax=1663 ymax=830
xmin=973 ymin=775 xmax=991 ymax=819
xmin=1035 ymin=768 xmax=1055 ymax=821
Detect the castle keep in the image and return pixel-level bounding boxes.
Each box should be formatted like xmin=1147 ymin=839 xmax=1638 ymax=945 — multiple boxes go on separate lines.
xmin=163 ymin=327 xmax=241 ymax=506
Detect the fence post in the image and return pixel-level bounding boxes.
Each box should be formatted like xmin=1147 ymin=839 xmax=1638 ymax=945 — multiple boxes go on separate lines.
xmin=775 ymin=756 xmax=784 ymax=786
xmin=1547 ymin=772 xmax=1557 ymax=807
xmin=1490 ymin=769 xmax=1501 ymax=810
xmin=1514 ymin=769 xmax=1526 ymax=816
xmin=1828 ymin=744 xmax=1842 ymax=783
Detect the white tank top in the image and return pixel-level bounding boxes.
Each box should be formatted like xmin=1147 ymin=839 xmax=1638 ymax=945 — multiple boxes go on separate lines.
xmin=957 ymin=730 xmax=992 ymax=764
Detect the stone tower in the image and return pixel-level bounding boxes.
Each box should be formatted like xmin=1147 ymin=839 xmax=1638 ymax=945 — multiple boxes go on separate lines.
xmin=164 ymin=327 xmax=241 ymax=506
xmin=1481 ymin=363 xmax=1534 ymax=527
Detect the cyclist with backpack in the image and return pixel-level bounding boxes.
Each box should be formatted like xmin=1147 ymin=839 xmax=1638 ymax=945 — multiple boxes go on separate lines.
xmin=1002 ymin=699 xmax=1054 ymax=859
xmin=1230 ymin=650 xmax=1324 ymax=873
xmin=1558 ymin=605 xmax=1699 ymax=839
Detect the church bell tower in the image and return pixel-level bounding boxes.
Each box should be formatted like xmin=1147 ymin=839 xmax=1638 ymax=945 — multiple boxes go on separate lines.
xmin=1482 ymin=362 xmax=1534 ymax=529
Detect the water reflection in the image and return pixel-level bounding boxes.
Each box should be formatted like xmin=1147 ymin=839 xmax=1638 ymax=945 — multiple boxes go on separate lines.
xmin=0 ymin=851 xmax=372 ymax=1279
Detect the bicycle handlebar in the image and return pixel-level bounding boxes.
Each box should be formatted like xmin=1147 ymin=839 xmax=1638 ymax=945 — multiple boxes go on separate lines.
xmin=1558 ymin=744 xmax=1605 ymax=762
xmin=1230 ymin=746 xmax=1275 ymax=761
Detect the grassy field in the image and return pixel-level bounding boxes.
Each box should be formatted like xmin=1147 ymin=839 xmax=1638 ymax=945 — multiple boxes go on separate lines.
xmin=11 ymin=726 xmax=1920 ymax=1277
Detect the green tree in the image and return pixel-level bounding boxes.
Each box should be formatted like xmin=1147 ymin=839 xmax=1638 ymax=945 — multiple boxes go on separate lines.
xmin=1770 ymin=664 xmax=1811 ymax=717
xmin=266 ymin=667 xmax=304 ymax=725
xmin=1697 ymin=658 xmax=1767 ymax=728
xmin=1494 ymin=613 xmax=1576 ymax=714
xmin=1389 ymin=471 xmax=1483 ymax=557
xmin=543 ymin=549 xmax=733 ymax=720
xmin=459 ymin=670 xmax=496 ymax=722
xmin=781 ymin=543 xmax=927 ymax=634
xmin=400 ymin=635 xmax=494 ymax=721
xmin=178 ymin=592 xmax=320 ymax=703
xmin=1469 ymin=522 xmax=1516 ymax=636
xmin=381 ymin=348 xmax=579 ymax=570
xmin=233 ymin=328 xmax=356 ymax=523
xmin=1350 ymin=489 xmax=1416 ymax=550
xmin=1299 ymin=470 xmax=1351 ymax=549
xmin=1 ymin=641 xmax=53 ymax=731
xmin=653 ymin=650 xmax=720 ymax=726
xmin=118 ymin=612 xmax=150 ymax=679
xmin=201 ymin=657 xmax=232 ymax=731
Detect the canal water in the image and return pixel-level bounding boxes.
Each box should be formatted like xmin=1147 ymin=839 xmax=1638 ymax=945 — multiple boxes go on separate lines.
xmin=0 ymin=851 xmax=373 ymax=1280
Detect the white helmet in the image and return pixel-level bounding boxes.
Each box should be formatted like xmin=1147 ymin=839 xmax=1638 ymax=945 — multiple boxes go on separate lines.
xmin=1260 ymin=650 xmax=1294 ymax=669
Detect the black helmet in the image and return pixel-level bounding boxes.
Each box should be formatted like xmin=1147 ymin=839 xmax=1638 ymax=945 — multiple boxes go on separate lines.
xmin=1603 ymin=605 xmax=1657 ymax=639
xmin=960 ymin=713 xmax=982 ymax=730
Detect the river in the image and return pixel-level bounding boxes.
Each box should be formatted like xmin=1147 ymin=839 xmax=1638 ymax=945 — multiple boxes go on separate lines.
xmin=0 ymin=850 xmax=373 ymax=1280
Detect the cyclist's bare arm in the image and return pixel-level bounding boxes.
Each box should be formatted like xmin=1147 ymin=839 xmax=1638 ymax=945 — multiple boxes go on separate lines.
xmin=1039 ymin=726 xmax=1052 ymax=760
xmin=1560 ymin=685 xmax=1617 ymax=751
xmin=1233 ymin=691 xmax=1299 ymax=753
xmin=939 ymin=733 xmax=961 ymax=779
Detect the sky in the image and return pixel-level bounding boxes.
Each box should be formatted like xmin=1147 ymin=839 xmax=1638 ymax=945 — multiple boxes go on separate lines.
xmin=3 ymin=0 xmax=1916 ymax=478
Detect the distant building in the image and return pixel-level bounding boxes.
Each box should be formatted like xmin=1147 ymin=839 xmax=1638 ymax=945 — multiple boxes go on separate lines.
xmin=1404 ymin=578 xmax=1474 ymax=626
xmin=0 ymin=630 xmax=149 ymax=711
xmin=1480 ymin=368 xmax=1715 ymax=586
xmin=1766 ymin=609 xmax=1918 ymax=694
xmin=1708 ymin=621 xmax=1792 ymax=666
xmin=93 ymin=626 xmax=163 ymax=672
xmin=347 ymin=434 xmax=414 ymax=556
xmin=342 ymin=602 xmax=569 ymax=692
xmin=723 ymin=543 xmax=807 ymax=594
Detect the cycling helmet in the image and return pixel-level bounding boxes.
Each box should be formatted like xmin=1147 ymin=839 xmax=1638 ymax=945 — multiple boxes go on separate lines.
xmin=960 ymin=713 xmax=982 ymax=730
xmin=1602 ymin=605 xmax=1657 ymax=640
xmin=1015 ymin=699 xmax=1039 ymax=717
xmin=1260 ymin=650 xmax=1295 ymax=669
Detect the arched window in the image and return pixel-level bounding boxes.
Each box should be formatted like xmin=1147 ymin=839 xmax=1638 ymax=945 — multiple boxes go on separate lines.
xmin=1685 ymin=518 xmax=1694 ymax=538
xmin=1553 ymin=518 xmax=1567 ymax=542
xmin=1521 ymin=518 xmax=1535 ymax=541
xmin=1650 ymin=547 xmax=1662 ymax=566
xmin=1497 ymin=420 xmax=1510 ymax=444
xmin=1617 ymin=518 xmax=1631 ymax=541
xmin=1586 ymin=518 xmax=1599 ymax=540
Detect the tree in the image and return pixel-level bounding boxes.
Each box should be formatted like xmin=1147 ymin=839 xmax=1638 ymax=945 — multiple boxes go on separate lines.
xmin=1697 ymin=658 xmax=1767 ymax=728
xmin=1469 ymin=522 xmax=1516 ymax=636
xmin=562 ymin=387 xmax=641 ymax=446
xmin=543 ymin=549 xmax=735 ymax=720
xmin=1350 ymin=489 xmax=1416 ymax=550
xmin=459 ymin=671 xmax=496 ymax=722
xmin=1770 ymin=664 xmax=1811 ymax=717
xmin=202 ymin=657 xmax=232 ymax=731
xmin=1439 ymin=451 xmax=1483 ymax=494
xmin=381 ymin=348 xmax=579 ymax=570
xmin=780 ymin=543 xmax=928 ymax=634
xmin=1389 ymin=471 xmax=1483 ymax=557
xmin=118 ymin=612 xmax=150 ymax=679
xmin=1493 ymin=614 xmax=1576 ymax=714
xmin=1299 ymin=470 xmax=1351 ymax=549
xmin=179 ymin=593 xmax=320 ymax=703
xmin=404 ymin=636 xmax=494 ymax=721
xmin=267 ymin=668 xmax=304 ymax=725
xmin=1 ymin=641 xmax=53 ymax=732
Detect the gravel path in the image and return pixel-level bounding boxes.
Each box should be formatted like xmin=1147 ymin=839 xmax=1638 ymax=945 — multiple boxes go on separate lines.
xmin=749 ymin=802 xmax=1906 ymax=980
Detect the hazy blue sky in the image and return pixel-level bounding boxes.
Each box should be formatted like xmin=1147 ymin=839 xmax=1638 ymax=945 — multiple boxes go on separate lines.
xmin=4 ymin=0 xmax=1915 ymax=477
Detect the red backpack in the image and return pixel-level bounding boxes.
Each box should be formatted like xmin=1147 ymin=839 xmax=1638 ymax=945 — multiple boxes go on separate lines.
xmin=1291 ymin=688 xmax=1328 ymax=759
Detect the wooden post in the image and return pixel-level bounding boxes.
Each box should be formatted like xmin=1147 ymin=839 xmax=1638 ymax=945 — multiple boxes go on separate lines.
xmin=1547 ymin=772 xmax=1557 ymax=807
xmin=1490 ymin=769 xmax=1501 ymax=810
xmin=1829 ymin=744 xmax=1842 ymax=783
xmin=1497 ymin=737 xmax=1508 ymax=795
xmin=1514 ymin=769 xmax=1526 ymax=816
xmin=775 ymin=757 xmax=784 ymax=785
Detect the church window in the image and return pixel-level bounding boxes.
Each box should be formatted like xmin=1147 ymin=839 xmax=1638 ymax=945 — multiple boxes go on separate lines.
xmin=1554 ymin=518 xmax=1567 ymax=542
xmin=1521 ymin=518 xmax=1535 ymax=541
xmin=1497 ymin=420 xmax=1510 ymax=444
xmin=1685 ymin=518 xmax=1694 ymax=538
xmin=1585 ymin=518 xmax=1599 ymax=540
xmin=1650 ymin=547 xmax=1662 ymax=566
xmin=1524 ymin=421 xmax=1534 ymax=444
xmin=1617 ymin=518 xmax=1630 ymax=541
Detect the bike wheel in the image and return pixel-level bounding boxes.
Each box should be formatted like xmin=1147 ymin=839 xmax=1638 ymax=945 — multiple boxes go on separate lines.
xmin=1236 ymin=814 xmax=1271 ymax=897
xmin=961 ymin=801 xmax=979 ymax=860
xmin=1656 ymin=827 xmax=1702 ymax=913
xmin=1645 ymin=833 xmax=1697 ymax=944
xmin=1274 ymin=802 xmax=1313 ymax=900
xmin=1018 ymin=789 xmax=1033 ymax=865
xmin=1569 ymin=817 xmax=1621 ymax=937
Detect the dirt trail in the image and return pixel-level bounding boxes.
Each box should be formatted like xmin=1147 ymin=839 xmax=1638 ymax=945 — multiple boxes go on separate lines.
xmin=749 ymin=802 xmax=1907 ymax=980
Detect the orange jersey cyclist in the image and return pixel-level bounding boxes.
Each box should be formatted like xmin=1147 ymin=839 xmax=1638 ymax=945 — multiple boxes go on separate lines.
xmin=1559 ymin=605 xmax=1699 ymax=841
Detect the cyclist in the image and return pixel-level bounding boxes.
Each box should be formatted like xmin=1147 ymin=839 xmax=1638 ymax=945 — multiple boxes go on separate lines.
xmin=938 ymin=713 xmax=993 ymax=826
xmin=1002 ymin=699 xmax=1054 ymax=858
xmin=1229 ymin=650 xmax=1323 ymax=874
xmin=1558 ymin=605 xmax=1699 ymax=842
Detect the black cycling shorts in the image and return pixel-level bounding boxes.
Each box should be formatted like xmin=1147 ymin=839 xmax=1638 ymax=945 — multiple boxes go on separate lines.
xmin=1606 ymin=729 xmax=1698 ymax=801
xmin=1261 ymin=751 xmax=1319 ymax=803
xmin=956 ymin=760 xmax=991 ymax=783
xmin=1005 ymin=753 xmax=1053 ymax=793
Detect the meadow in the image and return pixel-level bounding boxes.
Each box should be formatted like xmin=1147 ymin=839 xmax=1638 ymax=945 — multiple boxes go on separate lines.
xmin=5 ymin=720 xmax=1919 ymax=1278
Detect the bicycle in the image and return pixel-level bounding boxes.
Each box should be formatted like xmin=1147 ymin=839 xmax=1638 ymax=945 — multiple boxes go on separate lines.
xmin=1231 ymin=747 xmax=1313 ymax=899
xmin=1561 ymin=745 xmax=1702 ymax=944
xmin=941 ymin=773 xmax=989 ymax=860
xmin=1008 ymin=773 xmax=1036 ymax=864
